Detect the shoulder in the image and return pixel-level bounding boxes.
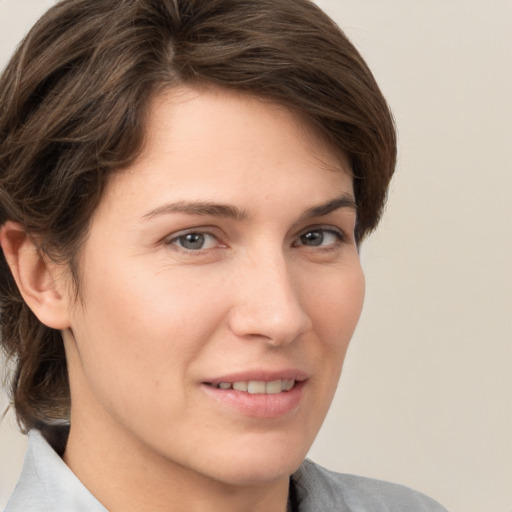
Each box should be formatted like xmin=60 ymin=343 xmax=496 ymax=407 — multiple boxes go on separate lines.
xmin=292 ymin=459 xmax=449 ymax=512
xmin=3 ymin=432 xmax=48 ymax=512
xmin=4 ymin=430 xmax=107 ymax=512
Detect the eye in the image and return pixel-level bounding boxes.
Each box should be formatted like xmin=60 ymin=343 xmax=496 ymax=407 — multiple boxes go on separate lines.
xmin=168 ymin=231 xmax=219 ymax=251
xmin=294 ymin=228 xmax=343 ymax=248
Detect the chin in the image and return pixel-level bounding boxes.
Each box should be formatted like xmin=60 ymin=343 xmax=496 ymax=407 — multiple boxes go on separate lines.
xmin=196 ymin=438 xmax=309 ymax=487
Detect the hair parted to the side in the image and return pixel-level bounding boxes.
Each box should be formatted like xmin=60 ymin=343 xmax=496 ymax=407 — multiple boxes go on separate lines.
xmin=0 ymin=0 xmax=396 ymax=433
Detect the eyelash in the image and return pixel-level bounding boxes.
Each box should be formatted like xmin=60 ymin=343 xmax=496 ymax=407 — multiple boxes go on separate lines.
xmin=165 ymin=230 xmax=222 ymax=253
xmin=165 ymin=226 xmax=346 ymax=253
xmin=292 ymin=227 xmax=345 ymax=249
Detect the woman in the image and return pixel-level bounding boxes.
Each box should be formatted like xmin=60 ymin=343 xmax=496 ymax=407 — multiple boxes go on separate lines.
xmin=0 ymin=0 xmax=449 ymax=511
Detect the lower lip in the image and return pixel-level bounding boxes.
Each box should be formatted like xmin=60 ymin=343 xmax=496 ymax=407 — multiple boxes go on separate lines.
xmin=201 ymin=381 xmax=306 ymax=418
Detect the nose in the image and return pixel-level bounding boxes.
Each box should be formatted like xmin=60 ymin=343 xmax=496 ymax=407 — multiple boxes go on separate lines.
xmin=227 ymin=251 xmax=312 ymax=346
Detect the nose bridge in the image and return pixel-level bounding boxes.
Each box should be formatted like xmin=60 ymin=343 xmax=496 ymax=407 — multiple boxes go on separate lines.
xmin=228 ymin=245 xmax=312 ymax=344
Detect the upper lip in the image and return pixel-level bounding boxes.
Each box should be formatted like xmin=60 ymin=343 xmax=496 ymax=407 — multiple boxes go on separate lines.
xmin=203 ymin=369 xmax=309 ymax=386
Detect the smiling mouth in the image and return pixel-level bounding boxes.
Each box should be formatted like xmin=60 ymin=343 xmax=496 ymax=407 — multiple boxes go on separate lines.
xmin=207 ymin=379 xmax=296 ymax=394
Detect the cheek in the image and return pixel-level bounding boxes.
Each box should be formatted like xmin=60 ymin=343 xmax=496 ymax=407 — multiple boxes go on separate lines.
xmin=66 ymin=274 xmax=234 ymax=448
xmin=306 ymin=263 xmax=365 ymax=388
xmin=307 ymin=263 xmax=365 ymax=343
xmin=68 ymin=261 xmax=228 ymax=402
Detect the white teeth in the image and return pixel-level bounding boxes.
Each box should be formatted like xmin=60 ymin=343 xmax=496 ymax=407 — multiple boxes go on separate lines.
xmin=214 ymin=379 xmax=296 ymax=393
xmin=265 ymin=380 xmax=282 ymax=394
xmin=233 ymin=381 xmax=248 ymax=392
xmin=248 ymin=381 xmax=266 ymax=394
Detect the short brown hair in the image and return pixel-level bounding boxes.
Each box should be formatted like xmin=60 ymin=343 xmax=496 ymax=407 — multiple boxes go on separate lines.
xmin=0 ymin=0 xmax=396 ymax=432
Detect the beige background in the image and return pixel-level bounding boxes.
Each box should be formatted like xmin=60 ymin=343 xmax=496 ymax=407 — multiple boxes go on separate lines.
xmin=1 ymin=1 xmax=511 ymax=511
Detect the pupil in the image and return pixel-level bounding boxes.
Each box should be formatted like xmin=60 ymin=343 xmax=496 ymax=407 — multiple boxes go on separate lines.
xmin=181 ymin=233 xmax=205 ymax=250
xmin=302 ymin=231 xmax=323 ymax=246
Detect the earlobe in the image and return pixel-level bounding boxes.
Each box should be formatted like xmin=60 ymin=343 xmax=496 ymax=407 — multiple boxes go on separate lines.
xmin=0 ymin=221 xmax=71 ymax=330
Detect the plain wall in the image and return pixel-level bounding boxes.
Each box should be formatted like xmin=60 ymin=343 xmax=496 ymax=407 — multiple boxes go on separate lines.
xmin=1 ymin=1 xmax=511 ymax=511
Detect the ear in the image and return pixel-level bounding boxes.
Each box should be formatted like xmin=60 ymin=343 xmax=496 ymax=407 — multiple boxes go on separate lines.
xmin=0 ymin=221 xmax=71 ymax=330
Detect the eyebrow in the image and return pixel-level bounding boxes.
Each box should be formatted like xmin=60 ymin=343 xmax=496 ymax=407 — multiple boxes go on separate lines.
xmin=141 ymin=194 xmax=357 ymax=222
xmin=141 ymin=201 xmax=247 ymax=221
xmin=301 ymin=194 xmax=357 ymax=219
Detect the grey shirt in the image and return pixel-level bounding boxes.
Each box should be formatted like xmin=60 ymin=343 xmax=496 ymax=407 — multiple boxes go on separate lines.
xmin=4 ymin=430 xmax=449 ymax=512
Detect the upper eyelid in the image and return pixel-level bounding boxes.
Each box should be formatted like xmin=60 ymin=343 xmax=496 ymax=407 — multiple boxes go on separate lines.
xmin=169 ymin=231 xmax=217 ymax=241
xmin=295 ymin=224 xmax=345 ymax=238
xmin=164 ymin=226 xmax=222 ymax=241
xmin=298 ymin=224 xmax=343 ymax=232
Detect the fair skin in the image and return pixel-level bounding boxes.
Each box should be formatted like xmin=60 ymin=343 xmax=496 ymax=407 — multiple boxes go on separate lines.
xmin=1 ymin=86 xmax=365 ymax=512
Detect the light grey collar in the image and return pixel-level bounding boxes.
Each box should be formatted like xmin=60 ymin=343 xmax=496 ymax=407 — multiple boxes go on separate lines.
xmin=4 ymin=430 xmax=108 ymax=512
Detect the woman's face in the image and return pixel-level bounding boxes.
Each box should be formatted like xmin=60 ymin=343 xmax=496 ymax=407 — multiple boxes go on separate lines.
xmin=63 ymin=86 xmax=365 ymax=487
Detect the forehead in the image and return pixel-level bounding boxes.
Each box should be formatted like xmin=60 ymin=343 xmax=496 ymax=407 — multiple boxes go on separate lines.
xmin=139 ymin=85 xmax=351 ymax=176
xmin=98 ymin=85 xmax=353 ymax=222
